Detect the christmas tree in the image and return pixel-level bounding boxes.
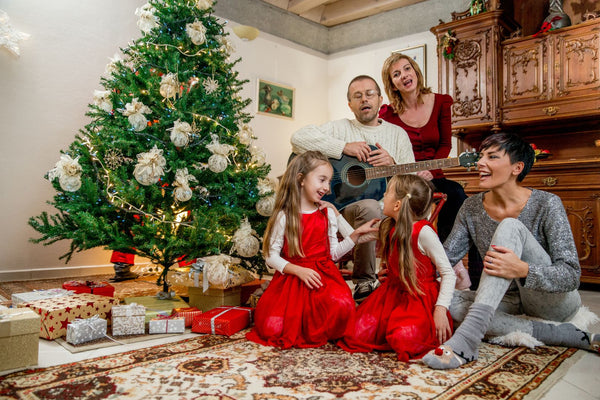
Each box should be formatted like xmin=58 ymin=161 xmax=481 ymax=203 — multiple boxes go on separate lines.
xmin=28 ymin=0 xmax=275 ymax=293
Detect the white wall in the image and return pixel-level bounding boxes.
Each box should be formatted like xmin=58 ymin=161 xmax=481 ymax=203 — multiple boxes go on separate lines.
xmin=0 ymin=1 xmax=329 ymax=278
xmin=0 ymin=1 xmax=446 ymax=279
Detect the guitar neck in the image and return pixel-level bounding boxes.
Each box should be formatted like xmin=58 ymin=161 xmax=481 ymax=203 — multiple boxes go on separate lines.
xmin=365 ymin=157 xmax=460 ymax=180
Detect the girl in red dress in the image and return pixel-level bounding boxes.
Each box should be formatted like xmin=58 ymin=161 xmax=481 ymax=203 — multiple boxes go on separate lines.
xmin=339 ymin=174 xmax=456 ymax=361
xmin=246 ymin=151 xmax=378 ymax=349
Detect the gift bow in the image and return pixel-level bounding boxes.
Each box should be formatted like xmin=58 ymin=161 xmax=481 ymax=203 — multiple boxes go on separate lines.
xmin=189 ymin=260 xmax=205 ymax=288
xmin=210 ymin=306 xmax=252 ymax=335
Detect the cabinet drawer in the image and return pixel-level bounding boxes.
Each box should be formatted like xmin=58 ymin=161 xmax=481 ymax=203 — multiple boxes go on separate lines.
xmin=502 ymin=96 xmax=600 ymax=125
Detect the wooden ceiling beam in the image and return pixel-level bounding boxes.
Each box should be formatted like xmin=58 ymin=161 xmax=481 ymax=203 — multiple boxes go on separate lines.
xmin=287 ymin=0 xmax=330 ymax=15
xmin=318 ymin=0 xmax=426 ymax=27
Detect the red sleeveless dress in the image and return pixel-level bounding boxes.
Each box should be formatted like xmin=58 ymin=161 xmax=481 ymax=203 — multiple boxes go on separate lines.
xmin=338 ymin=220 xmax=452 ymax=361
xmin=246 ymin=210 xmax=356 ymax=348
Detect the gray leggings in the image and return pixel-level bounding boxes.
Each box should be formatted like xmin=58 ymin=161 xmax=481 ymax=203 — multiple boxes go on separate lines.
xmin=450 ymin=218 xmax=581 ymax=336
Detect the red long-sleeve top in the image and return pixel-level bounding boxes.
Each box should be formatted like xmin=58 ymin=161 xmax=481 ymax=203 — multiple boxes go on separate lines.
xmin=379 ymin=93 xmax=453 ymax=179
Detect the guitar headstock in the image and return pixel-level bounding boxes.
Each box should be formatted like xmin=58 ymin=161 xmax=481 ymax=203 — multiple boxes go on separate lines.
xmin=458 ymin=150 xmax=480 ymax=170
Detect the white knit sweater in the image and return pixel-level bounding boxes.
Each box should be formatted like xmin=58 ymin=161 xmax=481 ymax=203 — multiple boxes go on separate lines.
xmin=291 ymin=118 xmax=415 ymax=165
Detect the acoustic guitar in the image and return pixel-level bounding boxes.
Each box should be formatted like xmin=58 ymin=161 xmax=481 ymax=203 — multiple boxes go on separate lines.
xmin=323 ymin=148 xmax=479 ymax=210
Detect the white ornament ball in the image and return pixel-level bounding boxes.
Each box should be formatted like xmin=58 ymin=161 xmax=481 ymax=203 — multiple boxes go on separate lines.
xmin=174 ymin=186 xmax=193 ymax=202
xmin=208 ymin=154 xmax=228 ymax=173
xmin=256 ymin=195 xmax=275 ymax=216
xmin=59 ymin=175 xmax=82 ymax=192
xmin=128 ymin=114 xmax=148 ymax=132
xmin=235 ymin=235 xmax=260 ymax=258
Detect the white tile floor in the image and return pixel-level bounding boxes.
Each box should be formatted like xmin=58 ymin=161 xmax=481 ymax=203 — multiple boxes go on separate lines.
xmin=2 ymin=290 xmax=600 ymax=399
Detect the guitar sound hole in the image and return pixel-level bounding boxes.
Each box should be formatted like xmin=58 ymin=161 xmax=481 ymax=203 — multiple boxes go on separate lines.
xmin=346 ymin=165 xmax=366 ymax=187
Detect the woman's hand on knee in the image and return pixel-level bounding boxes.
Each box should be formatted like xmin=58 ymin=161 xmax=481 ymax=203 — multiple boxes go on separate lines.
xmin=484 ymin=245 xmax=529 ymax=279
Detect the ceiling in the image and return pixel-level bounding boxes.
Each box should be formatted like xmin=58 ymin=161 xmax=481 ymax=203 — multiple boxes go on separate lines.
xmin=260 ymin=0 xmax=428 ymax=27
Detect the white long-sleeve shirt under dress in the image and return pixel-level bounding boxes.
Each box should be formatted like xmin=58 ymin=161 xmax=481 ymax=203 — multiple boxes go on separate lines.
xmin=266 ymin=208 xmax=356 ymax=273
xmin=291 ymin=118 xmax=415 ymax=166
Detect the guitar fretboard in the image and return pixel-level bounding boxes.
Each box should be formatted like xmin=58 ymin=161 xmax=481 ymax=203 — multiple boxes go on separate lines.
xmin=365 ymin=157 xmax=460 ymax=180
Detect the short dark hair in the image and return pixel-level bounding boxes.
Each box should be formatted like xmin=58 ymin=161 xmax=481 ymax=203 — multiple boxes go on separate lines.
xmin=346 ymin=75 xmax=381 ymax=101
xmin=480 ymin=132 xmax=535 ymax=182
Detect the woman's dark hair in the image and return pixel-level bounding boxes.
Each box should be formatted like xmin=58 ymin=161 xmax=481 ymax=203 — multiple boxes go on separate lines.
xmin=480 ymin=132 xmax=535 ymax=182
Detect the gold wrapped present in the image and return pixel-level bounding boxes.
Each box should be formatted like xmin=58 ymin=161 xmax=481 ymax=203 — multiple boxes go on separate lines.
xmin=188 ymin=286 xmax=241 ymax=311
xmin=18 ymin=293 xmax=118 ymax=340
xmin=0 ymin=308 xmax=40 ymax=371
xmin=123 ymin=296 xmax=189 ymax=323
xmin=111 ymin=303 xmax=146 ymax=335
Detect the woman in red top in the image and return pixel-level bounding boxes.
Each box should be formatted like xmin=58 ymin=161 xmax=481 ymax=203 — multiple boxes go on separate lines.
xmin=379 ymin=52 xmax=481 ymax=288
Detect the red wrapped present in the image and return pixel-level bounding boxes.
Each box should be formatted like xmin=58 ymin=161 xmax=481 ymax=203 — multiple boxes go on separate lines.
xmin=191 ymin=306 xmax=253 ymax=336
xmin=171 ymin=307 xmax=202 ymax=328
xmin=62 ymin=280 xmax=115 ymax=297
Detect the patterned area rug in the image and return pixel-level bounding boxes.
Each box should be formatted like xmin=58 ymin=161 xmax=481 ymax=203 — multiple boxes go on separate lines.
xmin=0 ymin=330 xmax=582 ymax=400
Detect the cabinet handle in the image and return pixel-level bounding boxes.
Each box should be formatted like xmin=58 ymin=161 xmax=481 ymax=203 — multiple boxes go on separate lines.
xmin=543 ymin=106 xmax=559 ymax=116
xmin=542 ymin=176 xmax=557 ymax=187
xmin=458 ymin=181 xmax=468 ymax=188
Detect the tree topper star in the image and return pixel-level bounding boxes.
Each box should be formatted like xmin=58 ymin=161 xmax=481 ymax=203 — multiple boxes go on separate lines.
xmin=0 ymin=10 xmax=30 ymax=57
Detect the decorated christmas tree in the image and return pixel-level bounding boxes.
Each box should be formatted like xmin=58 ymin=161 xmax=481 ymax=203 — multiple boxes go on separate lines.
xmin=28 ymin=0 xmax=276 ymax=293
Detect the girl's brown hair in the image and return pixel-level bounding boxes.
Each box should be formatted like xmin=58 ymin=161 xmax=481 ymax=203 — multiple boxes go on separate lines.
xmin=379 ymin=174 xmax=434 ymax=296
xmin=381 ymin=52 xmax=431 ymax=115
xmin=262 ymin=151 xmax=331 ymax=258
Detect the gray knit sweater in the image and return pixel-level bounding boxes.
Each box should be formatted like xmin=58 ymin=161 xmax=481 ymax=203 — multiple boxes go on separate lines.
xmin=444 ymin=189 xmax=581 ymax=293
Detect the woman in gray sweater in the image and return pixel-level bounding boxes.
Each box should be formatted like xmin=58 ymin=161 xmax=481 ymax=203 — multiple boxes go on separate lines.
xmin=424 ymin=132 xmax=599 ymax=369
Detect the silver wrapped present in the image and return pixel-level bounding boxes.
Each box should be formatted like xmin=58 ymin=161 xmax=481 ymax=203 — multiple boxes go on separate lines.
xmin=111 ymin=303 xmax=145 ymax=335
xmin=66 ymin=315 xmax=107 ymax=345
xmin=12 ymin=288 xmax=74 ymax=306
xmin=148 ymin=315 xmax=185 ymax=334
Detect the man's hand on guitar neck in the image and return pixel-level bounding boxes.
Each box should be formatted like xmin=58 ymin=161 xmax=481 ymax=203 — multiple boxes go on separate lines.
xmin=343 ymin=142 xmax=394 ymax=166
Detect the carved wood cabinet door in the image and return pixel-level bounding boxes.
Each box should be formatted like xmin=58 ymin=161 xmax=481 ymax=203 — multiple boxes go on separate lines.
xmin=431 ymin=11 xmax=518 ymax=134
xmin=502 ymin=18 xmax=600 ymax=125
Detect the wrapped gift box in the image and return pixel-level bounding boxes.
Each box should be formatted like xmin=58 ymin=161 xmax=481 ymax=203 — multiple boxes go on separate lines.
xmin=0 ymin=308 xmax=40 ymax=371
xmin=62 ymin=280 xmax=115 ymax=297
xmin=191 ymin=306 xmax=253 ymax=336
xmin=171 ymin=307 xmax=202 ymax=328
xmin=123 ymin=296 xmax=189 ymax=323
xmin=188 ymin=286 xmax=241 ymax=311
xmin=111 ymin=303 xmax=145 ymax=335
xmin=18 ymin=293 xmax=118 ymax=340
xmin=241 ymin=279 xmax=267 ymax=306
xmin=11 ymin=288 xmax=74 ymax=306
xmin=66 ymin=315 xmax=108 ymax=345
xmin=149 ymin=315 xmax=185 ymax=334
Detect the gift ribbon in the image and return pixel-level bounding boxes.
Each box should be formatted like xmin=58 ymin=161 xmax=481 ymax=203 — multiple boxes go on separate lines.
xmin=189 ymin=260 xmax=204 ymax=288
xmin=0 ymin=310 xmax=33 ymax=320
xmin=154 ymin=314 xmax=179 ymax=332
xmin=209 ymin=306 xmax=252 ymax=335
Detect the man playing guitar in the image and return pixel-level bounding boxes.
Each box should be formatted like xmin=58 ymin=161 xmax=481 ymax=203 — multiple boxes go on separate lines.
xmin=291 ymin=75 xmax=415 ymax=302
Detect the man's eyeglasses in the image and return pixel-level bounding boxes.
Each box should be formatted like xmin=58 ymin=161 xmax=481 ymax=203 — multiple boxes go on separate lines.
xmin=350 ymin=89 xmax=379 ymax=101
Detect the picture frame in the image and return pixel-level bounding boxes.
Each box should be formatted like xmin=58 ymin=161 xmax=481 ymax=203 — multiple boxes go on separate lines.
xmin=393 ymin=44 xmax=427 ymax=86
xmin=256 ymin=79 xmax=295 ymax=119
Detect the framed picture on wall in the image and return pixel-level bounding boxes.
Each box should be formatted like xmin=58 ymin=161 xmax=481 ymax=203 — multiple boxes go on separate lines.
xmin=393 ymin=44 xmax=427 ymax=86
xmin=256 ymin=79 xmax=294 ymax=119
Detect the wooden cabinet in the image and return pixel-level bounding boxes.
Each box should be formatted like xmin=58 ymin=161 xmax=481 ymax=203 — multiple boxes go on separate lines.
xmin=432 ymin=9 xmax=600 ymax=283
xmin=502 ymin=18 xmax=600 ymax=125
xmin=430 ymin=10 xmax=518 ymax=134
